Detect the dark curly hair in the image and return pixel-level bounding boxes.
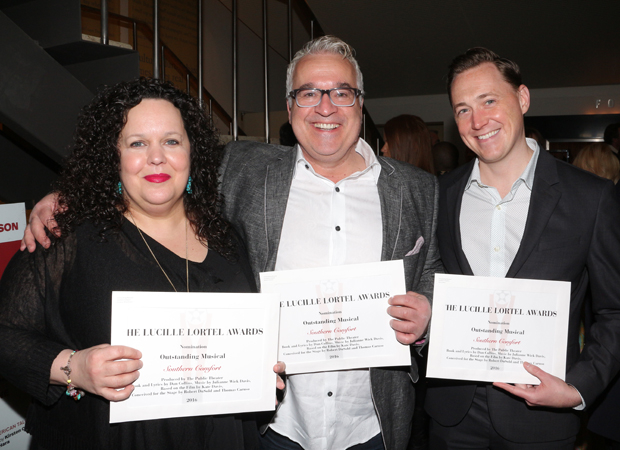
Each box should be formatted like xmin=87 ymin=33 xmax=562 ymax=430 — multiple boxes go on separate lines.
xmin=53 ymin=77 xmax=234 ymax=258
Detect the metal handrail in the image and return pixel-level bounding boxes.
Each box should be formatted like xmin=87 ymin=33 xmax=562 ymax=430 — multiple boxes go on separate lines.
xmin=100 ymin=0 xmax=108 ymax=45
xmin=81 ymin=4 xmax=239 ymax=135
xmin=262 ymin=0 xmax=269 ymax=143
xmin=83 ymin=3 xmax=382 ymax=148
xmin=153 ymin=0 xmax=160 ymax=79
xmin=226 ymin=0 xmax=383 ymax=150
xmin=232 ymin=0 xmax=238 ymax=140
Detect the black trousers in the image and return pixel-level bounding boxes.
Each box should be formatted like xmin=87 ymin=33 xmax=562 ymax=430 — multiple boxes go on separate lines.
xmin=429 ymin=386 xmax=575 ymax=450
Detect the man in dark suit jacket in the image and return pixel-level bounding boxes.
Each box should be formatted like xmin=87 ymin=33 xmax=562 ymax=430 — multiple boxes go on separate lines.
xmin=590 ymin=124 xmax=620 ymax=450
xmin=425 ymin=47 xmax=620 ymax=449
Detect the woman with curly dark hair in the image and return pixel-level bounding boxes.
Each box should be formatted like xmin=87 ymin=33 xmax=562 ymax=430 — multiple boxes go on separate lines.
xmin=0 ymin=78 xmax=260 ymax=450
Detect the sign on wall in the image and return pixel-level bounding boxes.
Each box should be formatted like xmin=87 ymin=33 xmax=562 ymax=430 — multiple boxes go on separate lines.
xmin=0 ymin=203 xmax=31 ymax=450
xmin=0 ymin=203 xmax=26 ymax=278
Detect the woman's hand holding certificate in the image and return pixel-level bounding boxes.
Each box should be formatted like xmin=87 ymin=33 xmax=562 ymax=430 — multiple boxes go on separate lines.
xmin=109 ymin=292 xmax=280 ymax=423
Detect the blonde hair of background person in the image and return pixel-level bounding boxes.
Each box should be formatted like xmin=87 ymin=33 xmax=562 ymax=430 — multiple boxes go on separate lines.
xmin=381 ymin=114 xmax=435 ymax=174
xmin=573 ymin=142 xmax=620 ymax=183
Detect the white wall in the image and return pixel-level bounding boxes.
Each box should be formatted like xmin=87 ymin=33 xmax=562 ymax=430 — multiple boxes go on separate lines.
xmin=526 ymin=85 xmax=620 ymax=116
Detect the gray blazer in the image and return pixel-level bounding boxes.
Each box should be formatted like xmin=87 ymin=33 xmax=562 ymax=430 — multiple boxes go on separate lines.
xmin=220 ymin=140 xmax=443 ymax=450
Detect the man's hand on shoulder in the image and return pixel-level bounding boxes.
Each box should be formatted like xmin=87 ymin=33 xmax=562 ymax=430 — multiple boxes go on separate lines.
xmin=493 ymin=362 xmax=583 ymax=408
xmin=21 ymin=193 xmax=61 ymax=252
xmin=387 ymin=291 xmax=431 ymax=345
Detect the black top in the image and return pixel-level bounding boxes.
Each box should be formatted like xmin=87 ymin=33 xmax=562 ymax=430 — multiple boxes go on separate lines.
xmin=0 ymin=220 xmax=259 ymax=450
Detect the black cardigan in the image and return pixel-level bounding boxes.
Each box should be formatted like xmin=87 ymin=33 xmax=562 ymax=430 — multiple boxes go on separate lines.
xmin=0 ymin=220 xmax=259 ymax=450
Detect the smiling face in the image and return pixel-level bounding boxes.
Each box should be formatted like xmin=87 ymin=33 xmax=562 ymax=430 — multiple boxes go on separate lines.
xmin=118 ymin=99 xmax=191 ymax=217
xmin=287 ymin=53 xmax=363 ymax=172
xmin=451 ymin=62 xmax=530 ymax=168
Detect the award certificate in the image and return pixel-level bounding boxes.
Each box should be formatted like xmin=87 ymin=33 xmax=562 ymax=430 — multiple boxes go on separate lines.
xmin=110 ymin=291 xmax=279 ymax=423
xmin=427 ymin=274 xmax=570 ymax=384
xmin=260 ymin=260 xmax=411 ymax=374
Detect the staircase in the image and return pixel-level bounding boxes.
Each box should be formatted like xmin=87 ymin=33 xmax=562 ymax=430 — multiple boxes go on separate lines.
xmin=0 ymin=0 xmax=139 ymax=206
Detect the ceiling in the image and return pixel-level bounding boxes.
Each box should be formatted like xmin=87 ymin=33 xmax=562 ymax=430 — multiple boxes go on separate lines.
xmin=306 ymin=0 xmax=620 ymax=100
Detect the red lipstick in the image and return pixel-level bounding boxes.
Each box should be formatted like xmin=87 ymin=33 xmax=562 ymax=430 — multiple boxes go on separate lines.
xmin=144 ymin=174 xmax=171 ymax=183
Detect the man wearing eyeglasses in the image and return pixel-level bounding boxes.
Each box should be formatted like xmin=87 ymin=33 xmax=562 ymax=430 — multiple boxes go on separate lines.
xmin=218 ymin=35 xmax=441 ymax=450
xmin=23 ymin=36 xmax=441 ymax=450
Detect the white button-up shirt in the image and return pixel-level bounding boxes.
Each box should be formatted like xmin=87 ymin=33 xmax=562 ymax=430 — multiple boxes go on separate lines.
xmin=460 ymin=139 xmax=538 ymax=277
xmin=270 ymin=139 xmax=383 ymax=450
xmin=459 ymin=139 xmax=587 ymax=409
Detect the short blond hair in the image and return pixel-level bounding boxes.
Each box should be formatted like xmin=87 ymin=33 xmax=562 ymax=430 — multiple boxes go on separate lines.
xmin=573 ymin=143 xmax=620 ymax=183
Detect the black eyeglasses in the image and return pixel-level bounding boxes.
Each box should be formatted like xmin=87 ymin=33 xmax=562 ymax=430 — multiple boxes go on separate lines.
xmin=288 ymin=88 xmax=364 ymax=107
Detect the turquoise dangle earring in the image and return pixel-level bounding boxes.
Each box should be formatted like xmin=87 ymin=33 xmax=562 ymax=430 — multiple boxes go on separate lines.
xmin=117 ymin=182 xmax=122 ymax=195
xmin=186 ymin=176 xmax=193 ymax=194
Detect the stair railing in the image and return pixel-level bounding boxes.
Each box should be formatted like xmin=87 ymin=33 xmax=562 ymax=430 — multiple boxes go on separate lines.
xmin=85 ymin=1 xmax=382 ymax=150
xmin=81 ymin=4 xmax=240 ymax=136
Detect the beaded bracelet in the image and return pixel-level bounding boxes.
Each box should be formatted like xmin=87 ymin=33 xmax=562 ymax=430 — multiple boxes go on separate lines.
xmin=60 ymin=350 xmax=85 ymax=401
